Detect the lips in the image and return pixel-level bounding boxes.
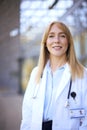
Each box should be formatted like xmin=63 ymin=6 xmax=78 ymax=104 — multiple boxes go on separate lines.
xmin=53 ymin=46 xmax=62 ymax=50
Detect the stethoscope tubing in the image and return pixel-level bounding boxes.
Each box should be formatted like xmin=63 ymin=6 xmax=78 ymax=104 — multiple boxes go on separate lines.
xmin=67 ymin=78 xmax=72 ymax=99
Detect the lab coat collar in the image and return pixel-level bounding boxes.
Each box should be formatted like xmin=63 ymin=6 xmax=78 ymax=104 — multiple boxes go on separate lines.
xmin=46 ymin=60 xmax=68 ymax=74
xmin=55 ymin=63 xmax=71 ymax=101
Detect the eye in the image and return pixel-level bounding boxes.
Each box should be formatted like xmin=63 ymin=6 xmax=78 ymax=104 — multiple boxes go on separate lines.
xmin=48 ymin=35 xmax=54 ymax=38
xmin=60 ymin=34 xmax=66 ymax=38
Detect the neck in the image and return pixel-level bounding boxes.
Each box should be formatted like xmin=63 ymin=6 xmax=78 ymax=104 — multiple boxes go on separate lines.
xmin=50 ymin=56 xmax=67 ymax=72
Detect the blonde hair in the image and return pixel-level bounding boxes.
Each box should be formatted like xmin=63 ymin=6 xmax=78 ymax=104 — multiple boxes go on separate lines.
xmin=35 ymin=21 xmax=84 ymax=83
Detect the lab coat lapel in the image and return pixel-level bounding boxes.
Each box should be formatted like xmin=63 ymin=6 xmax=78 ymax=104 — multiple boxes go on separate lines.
xmin=31 ymin=66 xmax=47 ymax=130
xmin=55 ymin=63 xmax=71 ymax=101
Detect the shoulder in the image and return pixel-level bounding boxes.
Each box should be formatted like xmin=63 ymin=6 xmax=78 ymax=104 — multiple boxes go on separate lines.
xmin=25 ymin=66 xmax=38 ymax=86
xmin=23 ymin=67 xmax=38 ymax=97
xmin=79 ymin=67 xmax=87 ymax=86
xmin=83 ymin=67 xmax=87 ymax=78
xmin=74 ymin=67 xmax=87 ymax=82
xmin=30 ymin=66 xmax=38 ymax=78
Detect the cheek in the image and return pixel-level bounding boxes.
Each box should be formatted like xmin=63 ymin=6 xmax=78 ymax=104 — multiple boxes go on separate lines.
xmin=46 ymin=39 xmax=51 ymax=47
xmin=63 ymin=41 xmax=69 ymax=52
xmin=46 ymin=43 xmax=50 ymax=51
xmin=64 ymin=39 xmax=68 ymax=47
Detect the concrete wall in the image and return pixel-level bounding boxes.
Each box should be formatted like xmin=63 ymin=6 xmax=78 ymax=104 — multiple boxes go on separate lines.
xmin=0 ymin=95 xmax=23 ymax=130
xmin=0 ymin=0 xmax=20 ymax=93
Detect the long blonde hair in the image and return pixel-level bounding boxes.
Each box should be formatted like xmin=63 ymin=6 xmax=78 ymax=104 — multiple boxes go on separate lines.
xmin=35 ymin=21 xmax=84 ymax=83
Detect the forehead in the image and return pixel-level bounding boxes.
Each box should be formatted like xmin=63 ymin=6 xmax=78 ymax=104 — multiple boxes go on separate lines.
xmin=49 ymin=23 xmax=64 ymax=33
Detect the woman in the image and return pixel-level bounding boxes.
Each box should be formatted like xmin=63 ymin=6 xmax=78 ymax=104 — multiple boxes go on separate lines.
xmin=20 ymin=21 xmax=87 ymax=130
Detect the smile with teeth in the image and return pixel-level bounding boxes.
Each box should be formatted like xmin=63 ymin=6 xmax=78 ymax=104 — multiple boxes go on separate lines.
xmin=53 ymin=46 xmax=62 ymax=50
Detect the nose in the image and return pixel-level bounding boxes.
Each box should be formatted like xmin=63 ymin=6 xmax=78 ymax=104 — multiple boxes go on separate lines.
xmin=54 ymin=36 xmax=60 ymax=43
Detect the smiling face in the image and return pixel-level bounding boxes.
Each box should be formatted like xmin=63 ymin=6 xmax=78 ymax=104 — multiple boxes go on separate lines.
xmin=46 ymin=23 xmax=69 ymax=60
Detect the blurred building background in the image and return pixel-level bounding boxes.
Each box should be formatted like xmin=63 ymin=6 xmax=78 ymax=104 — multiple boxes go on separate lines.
xmin=0 ymin=0 xmax=87 ymax=130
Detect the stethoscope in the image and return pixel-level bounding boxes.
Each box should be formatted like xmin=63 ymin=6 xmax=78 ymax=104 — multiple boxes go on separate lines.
xmin=32 ymin=76 xmax=77 ymax=108
xmin=65 ymin=78 xmax=76 ymax=107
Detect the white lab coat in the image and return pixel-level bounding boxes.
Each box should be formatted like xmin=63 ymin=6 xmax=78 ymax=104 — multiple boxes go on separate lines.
xmin=20 ymin=63 xmax=87 ymax=130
